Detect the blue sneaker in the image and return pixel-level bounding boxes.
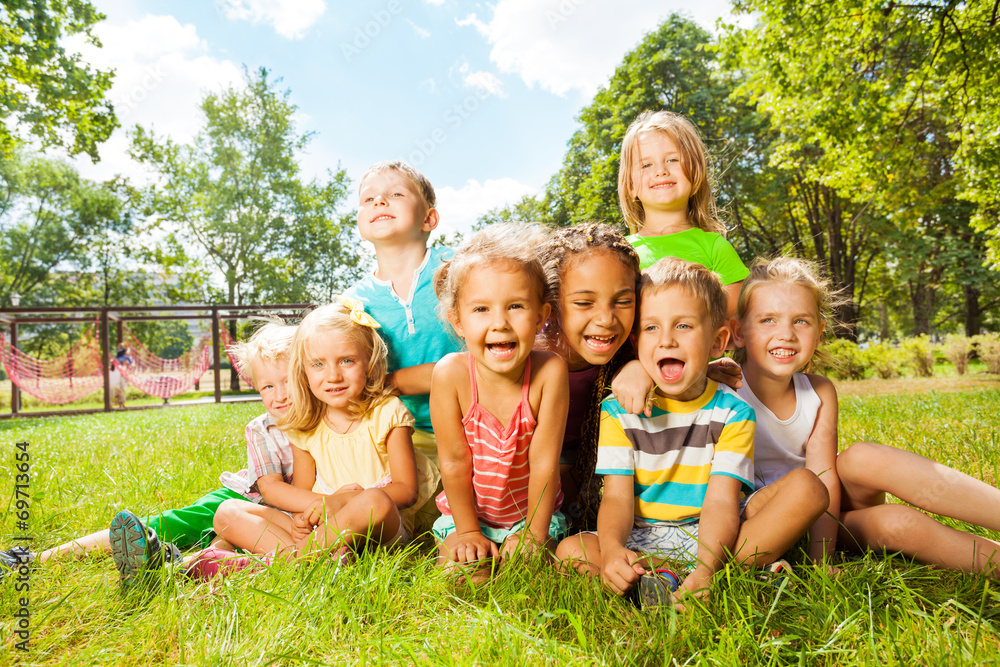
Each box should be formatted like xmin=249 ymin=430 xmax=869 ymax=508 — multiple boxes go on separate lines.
xmin=0 ymin=546 xmax=33 ymax=579
xmin=109 ymin=510 xmax=178 ymax=586
xmin=638 ymin=568 xmax=680 ymax=609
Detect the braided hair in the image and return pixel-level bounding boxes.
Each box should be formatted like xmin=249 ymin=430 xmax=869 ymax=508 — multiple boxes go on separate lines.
xmin=537 ymin=222 xmax=640 ymax=529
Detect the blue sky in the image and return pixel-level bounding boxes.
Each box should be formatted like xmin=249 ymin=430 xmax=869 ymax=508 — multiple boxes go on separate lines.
xmin=72 ymin=0 xmax=737 ymax=239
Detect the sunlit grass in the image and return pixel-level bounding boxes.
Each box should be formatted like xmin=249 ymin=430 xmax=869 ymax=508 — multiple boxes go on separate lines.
xmin=1 ymin=383 xmax=999 ymax=664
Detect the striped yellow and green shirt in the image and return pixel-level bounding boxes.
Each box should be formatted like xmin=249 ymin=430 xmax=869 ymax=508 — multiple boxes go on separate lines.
xmin=596 ymin=380 xmax=755 ymax=523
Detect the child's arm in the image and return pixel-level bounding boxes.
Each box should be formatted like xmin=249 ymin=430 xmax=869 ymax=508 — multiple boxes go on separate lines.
xmin=597 ymin=474 xmax=645 ymax=594
xmin=680 ymin=475 xmax=742 ymax=602
xmin=723 ymin=281 xmax=742 ymax=322
xmin=256 ymin=474 xmax=328 ymax=513
xmin=517 ymin=352 xmax=568 ymax=552
xmin=388 ymin=363 xmax=436 ymax=396
xmin=612 ymin=359 xmax=742 ymax=417
xmin=803 ymin=374 xmax=841 ymax=563
xmin=431 ymin=354 xmax=498 ymax=562
xmin=291 ymin=444 xmax=361 ymax=516
xmin=383 ymin=426 xmax=419 ymax=509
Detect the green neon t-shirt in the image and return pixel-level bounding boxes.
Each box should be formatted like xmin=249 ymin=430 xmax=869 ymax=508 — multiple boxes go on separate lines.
xmin=626 ymin=227 xmax=750 ymax=284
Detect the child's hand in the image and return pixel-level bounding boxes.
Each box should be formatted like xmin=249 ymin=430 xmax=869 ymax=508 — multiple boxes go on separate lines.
xmin=500 ymin=530 xmax=547 ymax=561
xmin=611 ymin=360 xmax=656 ymax=416
xmin=674 ymin=567 xmax=712 ymax=611
xmin=291 ymin=512 xmax=315 ymax=543
xmin=335 ymin=483 xmax=364 ymax=493
xmin=448 ymin=531 xmax=499 ymax=564
xmin=600 ymin=545 xmax=645 ymax=595
xmin=707 ymin=358 xmax=743 ymax=390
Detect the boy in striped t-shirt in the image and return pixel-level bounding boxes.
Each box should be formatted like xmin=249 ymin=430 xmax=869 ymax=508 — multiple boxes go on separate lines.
xmin=557 ymin=257 xmax=828 ymax=608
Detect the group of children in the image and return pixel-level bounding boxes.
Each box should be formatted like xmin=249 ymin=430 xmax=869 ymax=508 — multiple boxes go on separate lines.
xmin=5 ymin=109 xmax=1000 ymax=609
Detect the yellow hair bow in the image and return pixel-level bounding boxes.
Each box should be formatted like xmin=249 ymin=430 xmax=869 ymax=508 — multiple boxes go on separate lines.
xmin=337 ymin=295 xmax=381 ymax=329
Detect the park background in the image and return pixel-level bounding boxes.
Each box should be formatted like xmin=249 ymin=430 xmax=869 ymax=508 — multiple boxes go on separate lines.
xmin=2 ymin=0 xmax=1000 ymax=664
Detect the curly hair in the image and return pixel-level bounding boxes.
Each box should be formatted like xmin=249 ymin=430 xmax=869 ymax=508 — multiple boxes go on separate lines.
xmin=281 ymin=301 xmax=394 ymax=434
xmin=536 ymin=222 xmax=641 ymax=530
xmin=618 ymin=110 xmax=725 ymax=237
xmin=733 ymin=256 xmax=848 ymax=369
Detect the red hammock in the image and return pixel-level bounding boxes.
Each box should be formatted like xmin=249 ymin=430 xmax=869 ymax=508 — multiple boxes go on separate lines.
xmin=117 ymin=324 xmax=213 ymax=400
xmin=0 ymin=323 xmax=105 ymax=404
xmin=219 ymin=322 xmax=255 ymax=389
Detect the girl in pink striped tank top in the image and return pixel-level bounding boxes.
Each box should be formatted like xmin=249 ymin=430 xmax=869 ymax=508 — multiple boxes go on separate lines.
xmin=430 ymin=224 xmax=570 ymax=581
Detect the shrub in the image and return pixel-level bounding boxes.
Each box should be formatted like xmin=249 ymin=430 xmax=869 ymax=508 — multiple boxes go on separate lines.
xmin=902 ymin=334 xmax=935 ymax=377
xmin=819 ymin=338 xmax=867 ymax=380
xmin=973 ymin=333 xmax=1000 ymax=375
xmin=941 ymin=334 xmax=971 ymax=375
xmin=863 ymin=342 xmax=904 ymax=379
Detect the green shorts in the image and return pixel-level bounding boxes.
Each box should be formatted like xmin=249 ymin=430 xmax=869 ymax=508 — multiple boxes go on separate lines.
xmin=142 ymin=487 xmax=246 ymax=550
xmin=432 ymin=510 xmax=568 ymax=545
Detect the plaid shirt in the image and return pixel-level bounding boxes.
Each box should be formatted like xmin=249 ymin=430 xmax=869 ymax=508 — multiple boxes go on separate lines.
xmin=219 ymin=412 xmax=294 ymax=503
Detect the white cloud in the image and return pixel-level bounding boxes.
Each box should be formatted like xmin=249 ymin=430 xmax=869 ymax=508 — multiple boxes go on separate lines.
xmin=455 ymin=61 xmax=506 ymax=99
xmin=456 ymin=0 xmax=736 ymax=97
xmin=433 ymin=178 xmax=538 ymax=239
xmin=405 ymin=18 xmax=431 ymax=39
xmin=65 ymin=14 xmax=243 ymax=182
xmin=218 ymin=0 xmax=326 ymax=39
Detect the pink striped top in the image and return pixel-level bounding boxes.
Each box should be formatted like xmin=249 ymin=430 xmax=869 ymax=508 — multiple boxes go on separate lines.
xmin=437 ymin=355 xmax=562 ymax=529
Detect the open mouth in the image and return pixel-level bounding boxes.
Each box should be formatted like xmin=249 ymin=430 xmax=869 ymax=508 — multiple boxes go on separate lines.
xmin=370 ymin=214 xmax=394 ymax=223
xmin=583 ymin=334 xmax=618 ymax=355
xmin=487 ymin=342 xmax=517 ymax=360
xmin=657 ymin=357 xmax=685 ymax=382
xmin=769 ymin=348 xmax=797 ymax=360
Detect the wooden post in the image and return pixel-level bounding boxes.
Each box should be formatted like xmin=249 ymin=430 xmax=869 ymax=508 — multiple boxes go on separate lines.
xmin=116 ymin=320 xmax=124 ymax=348
xmin=10 ymin=322 xmax=20 ymax=415
xmin=101 ymin=308 xmax=111 ymax=412
xmin=212 ymin=307 xmax=221 ymax=404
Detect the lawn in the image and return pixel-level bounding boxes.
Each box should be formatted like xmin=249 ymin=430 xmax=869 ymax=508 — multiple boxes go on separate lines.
xmin=1 ymin=379 xmax=999 ymax=665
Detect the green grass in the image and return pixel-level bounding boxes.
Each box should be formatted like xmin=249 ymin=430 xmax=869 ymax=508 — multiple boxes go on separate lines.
xmin=2 ymin=386 xmax=1000 ymax=664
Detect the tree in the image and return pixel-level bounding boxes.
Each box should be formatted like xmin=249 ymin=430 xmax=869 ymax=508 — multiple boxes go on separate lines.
xmin=0 ymin=0 xmax=117 ymax=159
xmin=724 ymin=0 xmax=1000 ymax=262
xmin=130 ymin=67 xmax=359 ymax=388
xmin=0 ymin=150 xmax=128 ymax=307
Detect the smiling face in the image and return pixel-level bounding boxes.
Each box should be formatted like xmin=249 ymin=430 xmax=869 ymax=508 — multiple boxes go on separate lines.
xmin=252 ymin=357 xmax=291 ymax=420
xmin=732 ymin=282 xmax=825 ymax=381
xmin=449 ymin=261 xmax=550 ymax=380
xmin=303 ymin=330 xmax=370 ymax=419
xmin=637 ymin=284 xmax=728 ymax=401
xmin=630 ymin=131 xmax=693 ymax=227
xmin=557 ymin=250 xmax=636 ymax=371
xmin=357 ymin=170 xmax=438 ymax=245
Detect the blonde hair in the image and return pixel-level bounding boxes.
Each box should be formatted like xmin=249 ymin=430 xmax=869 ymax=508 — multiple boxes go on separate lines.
xmin=435 ymin=223 xmax=548 ymax=318
xmin=639 ymin=256 xmax=728 ymax=331
xmin=359 ymin=160 xmax=436 ymax=209
xmin=228 ymin=321 xmax=297 ymax=384
xmin=618 ymin=110 xmax=725 ymax=236
xmin=281 ymin=301 xmax=393 ymax=433
xmin=734 ymin=256 xmax=845 ymax=368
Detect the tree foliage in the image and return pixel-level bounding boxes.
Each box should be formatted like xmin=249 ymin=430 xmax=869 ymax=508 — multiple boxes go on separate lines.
xmin=0 ymin=0 xmax=117 ymax=159
xmin=724 ymin=0 xmax=1000 ymax=263
xmin=130 ymin=67 xmax=360 ymax=307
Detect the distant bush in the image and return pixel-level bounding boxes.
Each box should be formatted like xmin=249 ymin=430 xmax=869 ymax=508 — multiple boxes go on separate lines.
xmin=821 ymin=339 xmax=867 ymax=380
xmin=864 ymin=342 xmax=904 ymax=379
xmin=942 ymin=334 xmax=971 ymax=375
xmin=902 ymin=335 xmax=935 ymax=377
xmin=973 ymin=333 xmax=1000 ymax=375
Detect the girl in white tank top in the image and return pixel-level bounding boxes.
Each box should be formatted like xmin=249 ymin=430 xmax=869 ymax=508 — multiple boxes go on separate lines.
xmin=733 ymin=257 xmax=1000 ymax=578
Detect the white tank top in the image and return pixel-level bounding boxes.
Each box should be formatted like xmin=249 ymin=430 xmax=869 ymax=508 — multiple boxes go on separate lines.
xmin=737 ymin=373 xmax=821 ymax=490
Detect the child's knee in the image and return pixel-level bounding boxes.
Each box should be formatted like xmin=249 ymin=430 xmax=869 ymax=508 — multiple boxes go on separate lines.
xmin=838 ymin=442 xmax=884 ymax=481
xmin=355 ymin=488 xmax=396 ymax=522
xmin=785 ymin=468 xmax=830 ymax=515
xmin=858 ymin=504 xmax=921 ymax=550
xmin=212 ymin=499 xmax=246 ymax=533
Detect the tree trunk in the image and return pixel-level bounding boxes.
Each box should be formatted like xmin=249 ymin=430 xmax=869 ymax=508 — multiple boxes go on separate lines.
xmin=229 ymin=318 xmax=241 ymax=391
xmin=879 ymin=299 xmax=890 ymax=341
xmin=963 ymin=283 xmax=981 ymax=337
xmin=908 ymin=280 xmax=935 ymax=336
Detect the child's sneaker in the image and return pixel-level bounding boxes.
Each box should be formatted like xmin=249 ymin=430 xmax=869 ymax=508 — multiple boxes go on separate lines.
xmin=759 ymin=558 xmax=793 ymax=587
xmin=184 ymin=547 xmax=273 ymax=581
xmin=638 ymin=568 xmax=680 ymax=609
xmin=0 ymin=546 xmax=33 ymax=579
xmin=109 ymin=510 xmax=179 ymax=586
